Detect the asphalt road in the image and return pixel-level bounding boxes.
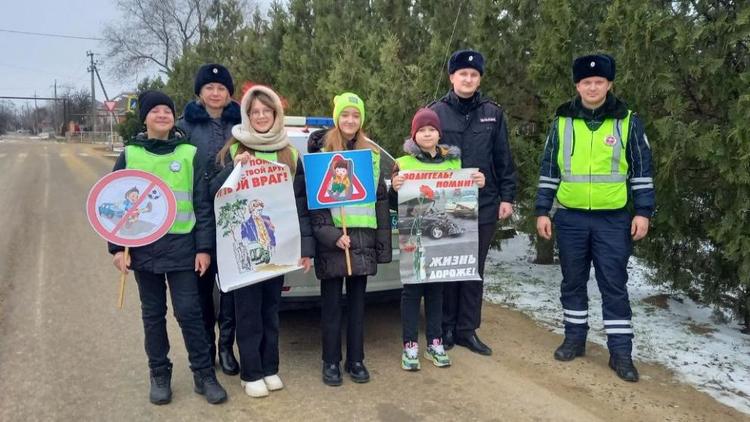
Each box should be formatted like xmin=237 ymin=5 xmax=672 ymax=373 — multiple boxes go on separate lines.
xmin=0 ymin=138 xmax=746 ymax=421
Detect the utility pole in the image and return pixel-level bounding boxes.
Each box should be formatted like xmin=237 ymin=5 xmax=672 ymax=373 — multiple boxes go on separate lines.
xmin=93 ymin=66 xmax=116 ymax=151
xmin=33 ymin=91 xmax=39 ymax=134
xmin=53 ymin=79 xmax=58 ymax=135
xmin=87 ymin=50 xmax=96 ymax=132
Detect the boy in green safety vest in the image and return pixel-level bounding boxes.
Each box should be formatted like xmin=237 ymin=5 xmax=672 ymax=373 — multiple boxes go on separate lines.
xmin=535 ymin=54 xmax=655 ymax=383
xmin=389 ymin=108 xmax=486 ymax=372
xmin=108 ymin=91 xmax=228 ymax=405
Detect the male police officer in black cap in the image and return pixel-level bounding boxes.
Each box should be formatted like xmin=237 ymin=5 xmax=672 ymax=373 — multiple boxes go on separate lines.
xmin=535 ymin=54 xmax=655 ymax=382
xmin=429 ymin=49 xmax=517 ymax=356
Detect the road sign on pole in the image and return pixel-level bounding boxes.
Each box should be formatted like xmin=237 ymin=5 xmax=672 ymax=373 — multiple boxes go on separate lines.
xmin=104 ymin=101 xmax=117 ymax=112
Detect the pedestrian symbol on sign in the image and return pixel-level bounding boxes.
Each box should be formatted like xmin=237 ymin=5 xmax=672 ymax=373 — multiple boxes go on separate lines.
xmin=127 ymin=96 xmax=138 ymax=112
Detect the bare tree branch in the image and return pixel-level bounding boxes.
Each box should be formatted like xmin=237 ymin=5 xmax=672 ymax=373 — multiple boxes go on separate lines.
xmin=103 ymin=0 xmax=213 ymax=79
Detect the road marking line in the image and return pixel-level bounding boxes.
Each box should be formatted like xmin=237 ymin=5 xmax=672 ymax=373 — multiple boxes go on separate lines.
xmin=0 ymin=153 xmax=6 ymax=158
xmin=78 ymin=152 xmax=89 ymax=157
xmin=60 ymin=148 xmax=101 ymax=186
xmin=34 ymin=152 xmax=50 ymax=329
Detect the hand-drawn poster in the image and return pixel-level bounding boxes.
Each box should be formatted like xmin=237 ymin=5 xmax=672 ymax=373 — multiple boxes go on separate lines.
xmin=215 ymin=157 xmax=301 ymax=292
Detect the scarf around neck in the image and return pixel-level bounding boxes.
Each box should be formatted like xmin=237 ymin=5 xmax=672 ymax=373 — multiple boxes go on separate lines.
xmin=231 ymin=85 xmax=289 ymax=152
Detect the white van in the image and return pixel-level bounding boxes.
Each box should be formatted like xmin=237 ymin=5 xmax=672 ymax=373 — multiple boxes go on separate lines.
xmin=280 ymin=116 xmax=402 ymax=308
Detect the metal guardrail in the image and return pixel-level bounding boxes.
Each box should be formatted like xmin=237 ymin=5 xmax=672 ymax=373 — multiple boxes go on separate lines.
xmin=66 ymin=131 xmax=123 ymax=147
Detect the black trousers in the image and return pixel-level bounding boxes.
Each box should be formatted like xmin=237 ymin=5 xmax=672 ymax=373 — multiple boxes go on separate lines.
xmin=320 ymin=275 xmax=367 ymax=364
xmin=442 ymin=222 xmax=496 ymax=337
xmin=555 ymin=209 xmax=634 ymax=355
xmin=133 ymin=270 xmax=212 ymax=371
xmin=217 ymin=289 xmax=235 ymax=349
xmin=197 ymin=260 xmax=236 ymax=359
xmin=401 ymin=282 xmax=444 ymax=344
xmin=234 ymin=275 xmax=283 ymax=382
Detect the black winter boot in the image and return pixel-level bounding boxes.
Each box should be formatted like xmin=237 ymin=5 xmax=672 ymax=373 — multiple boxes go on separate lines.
xmin=322 ymin=362 xmax=342 ymax=387
xmin=149 ymin=364 xmax=172 ymax=405
xmin=553 ymin=338 xmax=586 ymax=361
xmin=218 ymin=346 xmax=239 ymax=376
xmin=609 ymin=354 xmax=639 ymax=382
xmin=193 ymin=368 xmax=228 ymax=404
xmin=455 ymin=332 xmax=492 ymax=356
xmin=443 ymin=329 xmax=455 ymax=350
xmin=344 ymin=361 xmax=370 ymax=383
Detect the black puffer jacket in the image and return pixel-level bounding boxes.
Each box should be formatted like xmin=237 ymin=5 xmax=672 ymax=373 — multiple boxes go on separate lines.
xmin=108 ymin=130 xmax=215 ymax=273
xmin=307 ymin=129 xmax=392 ymax=280
xmin=176 ymin=100 xmax=241 ymax=170
xmin=429 ymin=90 xmax=517 ymax=225
xmin=209 ymin=149 xmax=315 ymax=258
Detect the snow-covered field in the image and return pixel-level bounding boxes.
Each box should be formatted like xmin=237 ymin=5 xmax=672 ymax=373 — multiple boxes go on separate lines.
xmin=484 ymin=235 xmax=750 ymax=415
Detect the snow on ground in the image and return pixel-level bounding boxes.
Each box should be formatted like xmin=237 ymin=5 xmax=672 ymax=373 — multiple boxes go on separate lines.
xmin=484 ymin=235 xmax=750 ymax=415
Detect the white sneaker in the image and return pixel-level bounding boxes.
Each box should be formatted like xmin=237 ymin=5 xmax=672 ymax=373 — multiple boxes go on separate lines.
xmin=264 ymin=374 xmax=284 ymax=391
xmin=240 ymin=379 xmax=269 ymax=397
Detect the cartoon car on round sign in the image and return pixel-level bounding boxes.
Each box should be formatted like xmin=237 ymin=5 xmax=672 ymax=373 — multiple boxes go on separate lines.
xmin=98 ymin=203 xmax=125 ymax=219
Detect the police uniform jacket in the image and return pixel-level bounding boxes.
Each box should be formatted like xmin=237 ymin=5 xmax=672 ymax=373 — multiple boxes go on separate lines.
xmin=176 ymin=100 xmax=241 ymax=171
xmin=534 ymin=93 xmax=655 ymax=217
xmin=429 ymin=90 xmax=517 ymax=225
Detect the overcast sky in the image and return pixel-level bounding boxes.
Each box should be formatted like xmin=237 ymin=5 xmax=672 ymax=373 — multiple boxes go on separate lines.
xmin=0 ymin=1 xmax=130 ymax=106
xmin=0 ymin=1 xmax=269 ymax=108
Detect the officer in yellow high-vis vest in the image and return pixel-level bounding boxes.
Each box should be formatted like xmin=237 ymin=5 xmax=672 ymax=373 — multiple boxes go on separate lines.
xmin=108 ymin=91 xmax=228 ymax=404
xmin=534 ymin=55 xmax=655 ymax=382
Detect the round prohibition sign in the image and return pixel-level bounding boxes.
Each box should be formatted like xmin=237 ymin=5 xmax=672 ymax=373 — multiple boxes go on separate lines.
xmin=86 ymin=169 xmax=177 ymax=247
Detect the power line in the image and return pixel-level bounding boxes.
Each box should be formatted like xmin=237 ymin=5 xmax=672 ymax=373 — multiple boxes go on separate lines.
xmin=433 ymin=0 xmax=466 ymax=100
xmin=0 ymin=28 xmax=104 ymax=41
xmin=0 ymin=62 xmax=85 ymax=81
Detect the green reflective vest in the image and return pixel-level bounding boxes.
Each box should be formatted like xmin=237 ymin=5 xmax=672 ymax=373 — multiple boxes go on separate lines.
xmin=395 ymin=154 xmax=461 ymax=171
xmin=125 ymin=144 xmax=197 ymax=233
xmin=327 ymin=148 xmax=380 ymax=229
xmin=555 ymin=112 xmax=631 ymax=210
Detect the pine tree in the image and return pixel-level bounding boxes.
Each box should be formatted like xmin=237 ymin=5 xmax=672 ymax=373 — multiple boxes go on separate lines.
xmin=109 ymin=0 xmax=750 ymax=328
xmin=599 ymin=0 xmax=750 ymax=327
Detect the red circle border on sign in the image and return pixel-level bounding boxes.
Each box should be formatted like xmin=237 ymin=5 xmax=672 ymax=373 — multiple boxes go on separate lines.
xmin=86 ymin=169 xmax=177 ymax=247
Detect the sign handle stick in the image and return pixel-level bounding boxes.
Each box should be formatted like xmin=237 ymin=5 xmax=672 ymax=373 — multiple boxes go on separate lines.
xmin=117 ymin=247 xmax=129 ymax=309
xmin=341 ymin=209 xmax=352 ymax=276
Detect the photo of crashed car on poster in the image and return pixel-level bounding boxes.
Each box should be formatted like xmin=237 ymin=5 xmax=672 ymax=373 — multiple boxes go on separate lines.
xmin=396 ymin=169 xmax=481 ymax=284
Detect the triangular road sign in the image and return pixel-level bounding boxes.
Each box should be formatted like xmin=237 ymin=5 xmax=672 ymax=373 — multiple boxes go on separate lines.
xmin=316 ymin=153 xmax=367 ymax=204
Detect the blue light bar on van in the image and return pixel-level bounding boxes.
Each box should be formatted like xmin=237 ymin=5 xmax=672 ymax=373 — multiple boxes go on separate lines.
xmin=306 ymin=117 xmax=334 ymax=127
xmin=284 ymin=116 xmax=335 ymax=128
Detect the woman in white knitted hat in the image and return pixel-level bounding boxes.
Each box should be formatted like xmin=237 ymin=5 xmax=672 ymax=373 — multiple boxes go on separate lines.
xmin=210 ymin=85 xmax=314 ymax=398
